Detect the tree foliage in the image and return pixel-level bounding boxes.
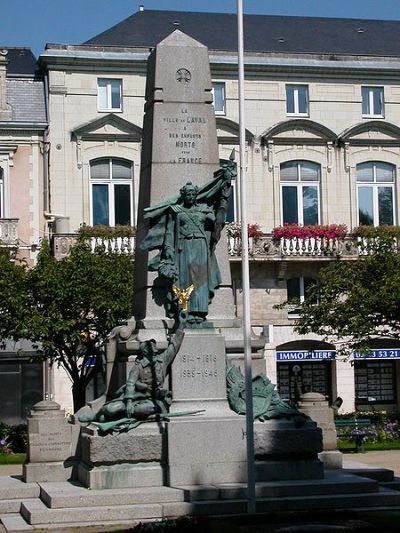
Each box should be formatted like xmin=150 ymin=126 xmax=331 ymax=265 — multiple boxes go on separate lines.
xmin=294 ymin=229 xmax=400 ymax=356
xmin=0 ymin=241 xmax=134 ymax=412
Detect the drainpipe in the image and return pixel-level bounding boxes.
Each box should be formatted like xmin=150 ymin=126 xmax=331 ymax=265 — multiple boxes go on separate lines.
xmin=43 ymin=72 xmax=50 ymax=218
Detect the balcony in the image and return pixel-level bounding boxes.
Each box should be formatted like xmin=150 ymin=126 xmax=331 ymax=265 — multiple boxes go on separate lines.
xmin=0 ymin=218 xmax=18 ymax=248
xmin=52 ymin=229 xmax=389 ymax=262
xmin=52 ymin=234 xmax=136 ymax=260
xmin=228 ymin=233 xmax=361 ymax=260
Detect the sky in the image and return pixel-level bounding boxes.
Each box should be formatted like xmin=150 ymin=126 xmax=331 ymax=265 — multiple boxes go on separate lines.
xmin=2 ymin=0 xmax=400 ymax=58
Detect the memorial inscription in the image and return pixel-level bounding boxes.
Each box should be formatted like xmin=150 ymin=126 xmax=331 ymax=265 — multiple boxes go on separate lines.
xmin=179 ymin=352 xmax=218 ymax=380
xmin=161 ymin=105 xmax=208 ymax=164
xmin=171 ymin=334 xmax=227 ymax=401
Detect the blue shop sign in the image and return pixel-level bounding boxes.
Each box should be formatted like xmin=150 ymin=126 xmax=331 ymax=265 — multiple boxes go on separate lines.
xmin=353 ymin=349 xmax=400 ymax=360
xmin=276 ymin=350 xmax=336 ymax=362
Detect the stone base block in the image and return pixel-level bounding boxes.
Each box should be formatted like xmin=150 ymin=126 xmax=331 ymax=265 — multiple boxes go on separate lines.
xmin=319 ymin=450 xmax=343 ymax=470
xmin=23 ymin=462 xmax=72 ymax=483
xmin=255 ymin=459 xmax=324 ymax=481
xmin=254 ymin=419 xmax=323 ymax=459
xmin=77 ymin=461 xmax=165 ymax=489
xmin=167 ymin=415 xmax=247 ymax=486
xmin=81 ymin=422 xmax=166 ymax=465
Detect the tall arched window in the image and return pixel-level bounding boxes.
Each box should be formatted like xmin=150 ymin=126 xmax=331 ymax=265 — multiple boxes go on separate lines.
xmin=280 ymin=161 xmax=320 ymax=225
xmin=90 ymin=158 xmax=134 ymax=226
xmin=356 ymin=161 xmax=395 ymax=226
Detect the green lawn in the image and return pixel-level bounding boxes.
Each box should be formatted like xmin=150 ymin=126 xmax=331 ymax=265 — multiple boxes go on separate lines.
xmin=0 ymin=453 xmax=26 ymax=464
xmin=337 ymin=439 xmax=400 ymax=452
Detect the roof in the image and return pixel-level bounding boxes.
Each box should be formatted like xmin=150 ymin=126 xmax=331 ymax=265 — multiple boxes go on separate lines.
xmin=84 ymin=10 xmax=400 ymax=57
xmin=6 ymin=78 xmax=47 ymax=124
xmin=2 ymin=48 xmax=39 ymax=76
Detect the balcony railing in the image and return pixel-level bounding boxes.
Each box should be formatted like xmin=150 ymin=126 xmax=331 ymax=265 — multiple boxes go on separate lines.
xmin=228 ymin=233 xmax=361 ymax=259
xmin=52 ymin=234 xmax=136 ymax=260
xmin=52 ymin=232 xmax=387 ymax=261
xmin=0 ymin=218 xmax=18 ymax=247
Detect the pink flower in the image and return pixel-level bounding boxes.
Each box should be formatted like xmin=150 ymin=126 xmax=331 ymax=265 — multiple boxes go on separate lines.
xmin=272 ymin=223 xmax=347 ymax=240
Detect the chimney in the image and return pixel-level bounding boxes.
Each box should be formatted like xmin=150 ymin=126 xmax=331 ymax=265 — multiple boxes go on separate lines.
xmin=0 ymin=50 xmax=12 ymax=121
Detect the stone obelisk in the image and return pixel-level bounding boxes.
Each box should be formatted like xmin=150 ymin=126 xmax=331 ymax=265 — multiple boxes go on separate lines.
xmin=130 ymin=30 xmax=248 ymax=486
xmin=134 ymin=29 xmax=236 ymax=328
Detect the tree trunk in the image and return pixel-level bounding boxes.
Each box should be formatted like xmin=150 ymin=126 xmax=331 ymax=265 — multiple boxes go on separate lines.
xmin=72 ymin=380 xmax=87 ymax=413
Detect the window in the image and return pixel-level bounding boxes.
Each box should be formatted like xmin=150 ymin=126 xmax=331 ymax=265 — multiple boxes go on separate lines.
xmin=287 ymin=277 xmax=316 ymax=316
xmin=278 ymin=361 xmax=332 ymax=404
xmin=286 ymin=85 xmax=309 ymax=116
xmin=280 ymin=161 xmax=320 ymax=225
xmin=97 ymin=79 xmax=122 ymax=111
xmin=355 ymin=360 xmax=396 ymax=405
xmin=356 ymin=162 xmax=395 ymax=226
xmin=90 ymin=158 xmax=133 ymax=226
xmin=212 ymin=82 xmax=225 ymax=114
xmin=362 ymin=87 xmax=384 ymax=117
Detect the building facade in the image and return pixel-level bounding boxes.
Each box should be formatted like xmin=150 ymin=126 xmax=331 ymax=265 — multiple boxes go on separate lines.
xmin=40 ymin=9 xmax=400 ymax=413
xmin=0 ymin=48 xmax=47 ymax=423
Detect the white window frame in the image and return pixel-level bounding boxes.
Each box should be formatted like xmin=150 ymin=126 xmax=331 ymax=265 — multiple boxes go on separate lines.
xmin=211 ymin=82 xmax=226 ymax=115
xmin=356 ymin=162 xmax=395 ymax=227
xmin=286 ymin=84 xmax=309 ymax=116
xmin=97 ymin=78 xmax=122 ymax=112
xmin=89 ymin=158 xmax=134 ymax=226
xmin=280 ymin=161 xmax=321 ymax=226
xmin=362 ymin=86 xmax=384 ymax=118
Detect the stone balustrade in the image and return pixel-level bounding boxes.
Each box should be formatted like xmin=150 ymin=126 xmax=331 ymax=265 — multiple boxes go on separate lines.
xmin=228 ymin=233 xmax=362 ymax=260
xmin=52 ymin=234 xmax=136 ymax=260
xmin=0 ymin=218 xmax=18 ymax=246
xmin=52 ymin=232 xmax=392 ymax=261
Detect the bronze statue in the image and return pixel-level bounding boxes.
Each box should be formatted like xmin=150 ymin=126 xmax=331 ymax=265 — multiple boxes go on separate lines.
xmin=78 ymin=316 xmax=185 ymax=431
xmin=226 ymin=365 xmax=307 ymax=423
xmin=141 ymin=159 xmax=236 ymax=326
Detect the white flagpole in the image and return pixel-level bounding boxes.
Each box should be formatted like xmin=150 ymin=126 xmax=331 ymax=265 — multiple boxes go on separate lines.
xmin=237 ymin=0 xmax=256 ymax=514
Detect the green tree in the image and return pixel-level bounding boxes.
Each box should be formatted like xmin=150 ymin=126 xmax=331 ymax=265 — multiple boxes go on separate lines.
xmin=0 ymin=241 xmax=134 ymax=412
xmin=0 ymin=249 xmax=27 ymax=347
xmin=293 ymin=228 xmax=400 ymax=356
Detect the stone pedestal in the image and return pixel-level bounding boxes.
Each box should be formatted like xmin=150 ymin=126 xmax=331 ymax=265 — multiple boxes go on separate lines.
xmin=23 ymin=400 xmax=75 ymax=483
xmin=78 ymin=422 xmax=167 ymax=489
xmin=254 ymin=419 xmax=324 ymax=480
xmin=298 ymin=392 xmax=343 ymax=469
xmin=168 ymin=330 xmax=247 ymax=486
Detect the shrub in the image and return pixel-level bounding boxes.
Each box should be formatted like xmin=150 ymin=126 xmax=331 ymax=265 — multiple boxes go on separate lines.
xmin=0 ymin=423 xmax=28 ymax=454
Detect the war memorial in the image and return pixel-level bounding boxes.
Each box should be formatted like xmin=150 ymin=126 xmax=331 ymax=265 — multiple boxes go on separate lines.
xmin=1 ymin=30 xmax=400 ymax=532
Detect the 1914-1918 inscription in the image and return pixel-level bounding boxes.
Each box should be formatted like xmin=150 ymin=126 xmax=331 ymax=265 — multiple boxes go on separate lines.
xmin=180 ymin=353 xmax=218 ymax=379
xmin=163 ymin=106 xmax=208 ymax=164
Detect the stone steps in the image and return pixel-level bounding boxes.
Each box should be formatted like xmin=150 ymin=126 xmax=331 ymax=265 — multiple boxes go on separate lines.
xmin=39 ymin=482 xmax=184 ymax=508
xmin=2 ymin=471 xmax=400 ymax=532
xmin=255 ymin=487 xmax=400 ymax=513
xmin=190 ymin=472 xmax=378 ymax=500
xmin=20 ymin=499 xmax=163 ymax=525
xmin=343 ymin=466 xmax=394 ymax=482
xmin=0 ymin=477 xmax=39 ymax=501
xmin=381 ymin=479 xmax=400 ymax=492
xmin=0 ymin=477 xmax=40 ymax=515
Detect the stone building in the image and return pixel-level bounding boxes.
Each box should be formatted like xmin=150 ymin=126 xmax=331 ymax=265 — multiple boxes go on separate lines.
xmin=0 ymin=48 xmax=47 ymax=423
xmin=40 ymin=9 xmax=400 ymax=413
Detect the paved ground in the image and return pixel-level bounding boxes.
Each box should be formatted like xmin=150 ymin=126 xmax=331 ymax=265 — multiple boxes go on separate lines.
xmin=0 ymin=464 xmax=22 ymax=476
xmin=342 ymin=449 xmax=400 ymax=476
